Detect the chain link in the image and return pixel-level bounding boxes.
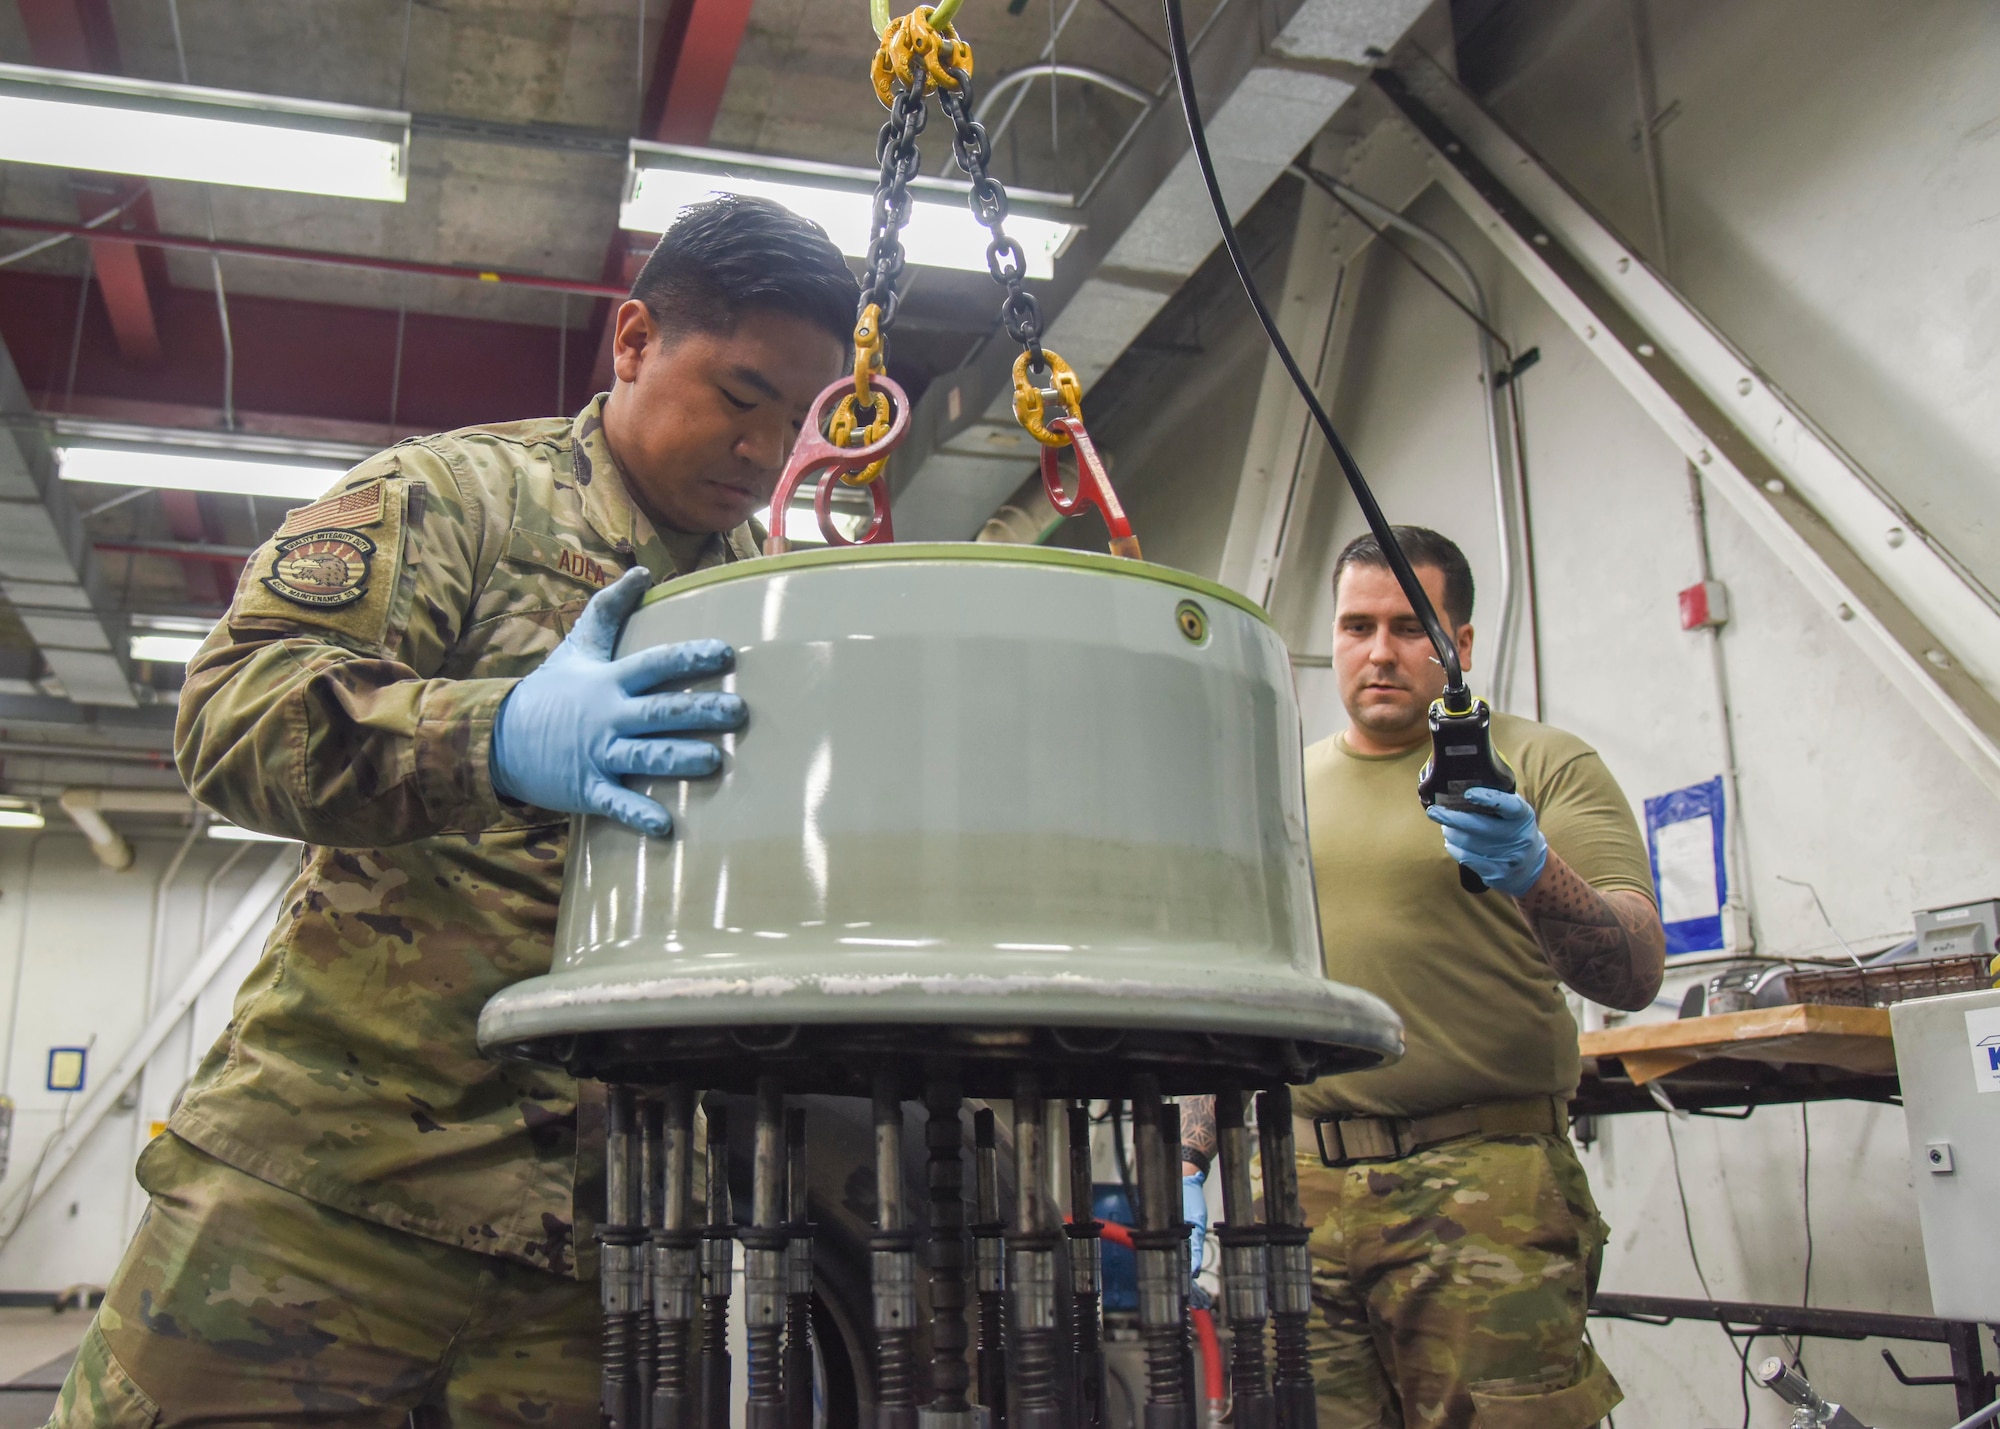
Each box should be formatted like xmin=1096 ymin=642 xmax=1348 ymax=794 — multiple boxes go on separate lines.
xmin=935 ymin=67 xmax=1048 ymax=375
xmin=858 ymin=79 xmax=928 ymax=336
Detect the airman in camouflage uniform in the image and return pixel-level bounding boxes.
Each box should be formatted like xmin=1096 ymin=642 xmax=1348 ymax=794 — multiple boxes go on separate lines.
xmin=1287 ymin=531 xmax=1665 ymax=1429
xmin=50 ymin=196 xmax=855 ymax=1426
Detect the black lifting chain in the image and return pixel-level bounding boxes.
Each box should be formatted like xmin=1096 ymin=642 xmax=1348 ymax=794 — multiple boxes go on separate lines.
xmin=860 ymin=77 xmax=930 ymax=338
xmin=935 ymin=67 xmax=1049 ymax=376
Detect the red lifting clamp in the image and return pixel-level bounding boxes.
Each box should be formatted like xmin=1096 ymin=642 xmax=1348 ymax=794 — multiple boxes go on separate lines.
xmin=765 ymin=373 xmax=910 ymax=556
xmin=1040 ymin=415 xmax=1141 ymax=561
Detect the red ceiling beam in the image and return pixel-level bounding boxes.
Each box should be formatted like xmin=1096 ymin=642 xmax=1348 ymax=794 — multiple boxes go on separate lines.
xmin=587 ymin=0 xmax=758 ymax=395
xmin=73 ymin=184 xmax=164 ymax=367
xmin=0 ymin=268 xmax=593 ymax=438
xmin=653 ymin=0 xmax=758 ymax=144
xmin=17 ymin=0 xmax=165 ymax=369
xmin=0 ymin=215 xmax=629 ymax=300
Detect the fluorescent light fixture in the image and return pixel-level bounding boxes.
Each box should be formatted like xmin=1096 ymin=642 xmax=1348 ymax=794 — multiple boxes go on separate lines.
xmin=0 ymin=62 xmax=409 ymax=201
xmin=623 ymin=141 xmax=1075 ymax=279
xmin=754 ymin=504 xmax=868 ymax=546
xmin=0 ymin=799 xmax=45 ymax=831
xmin=130 ymin=633 xmax=206 ymax=664
xmin=207 ymin=821 xmax=299 ymax=843
xmin=60 ymin=445 xmax=344 ymax=501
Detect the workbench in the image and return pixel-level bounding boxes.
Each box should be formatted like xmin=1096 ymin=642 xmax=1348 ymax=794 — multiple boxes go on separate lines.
xmin=1573 ymin=1003 xmax=1900 ymax=1118
xmin=1571 ymin=1003 xmax=1999 ymax=1417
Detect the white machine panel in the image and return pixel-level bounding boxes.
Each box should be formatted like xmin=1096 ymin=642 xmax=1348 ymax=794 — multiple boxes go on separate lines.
xmin=1890 ymin=986 xmax=2000 ymax=1321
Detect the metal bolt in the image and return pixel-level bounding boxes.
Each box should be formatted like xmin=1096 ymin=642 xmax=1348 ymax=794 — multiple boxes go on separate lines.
xmin=1617 ymin=256 xmax=1630 ymax=273
xmin=1636 ymin=343 xmax=1655 ymax=357
xmin=1736 ymin=378 xmax=1753 ymax=396
xmin=1886 ymin=527 xmax=1906 ymax=548
xmin=1532 ymin=233 xmax=1549 ymax=246
xmin=1764 ymin=479 xmax=1784 ymax=493
xmin=1926 ymin=649 xmax=1952 ymax=669
xmin=1836 ymin=604 xmax=1854 ymax=621
xmin=1176 ymin=601 xmax=1208 ymax=644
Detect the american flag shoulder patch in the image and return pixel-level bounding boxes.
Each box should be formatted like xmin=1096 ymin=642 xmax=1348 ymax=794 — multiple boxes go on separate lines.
xmin=277 ymin=480 xmax=386 ymax=538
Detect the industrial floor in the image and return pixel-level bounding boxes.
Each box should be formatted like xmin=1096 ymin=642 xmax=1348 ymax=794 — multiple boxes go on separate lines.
xmin=0 ymin=1306 xmax=85 ymax=1428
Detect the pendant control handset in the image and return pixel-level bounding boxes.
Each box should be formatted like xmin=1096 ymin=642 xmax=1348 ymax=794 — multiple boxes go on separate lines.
xmin=1161 ymin=0 xmax=1516 ymax=891
xmin=1415 ymin=695 xmax=1516 ymax=894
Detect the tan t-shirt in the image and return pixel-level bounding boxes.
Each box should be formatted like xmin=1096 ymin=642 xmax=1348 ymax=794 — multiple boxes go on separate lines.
xmin=1297 ymin=711 xmax=1656 ymax=1119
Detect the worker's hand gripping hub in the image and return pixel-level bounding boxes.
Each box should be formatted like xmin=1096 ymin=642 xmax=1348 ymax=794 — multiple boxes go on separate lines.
xmin=1416 ymin=688 xmax=1520 ymax=895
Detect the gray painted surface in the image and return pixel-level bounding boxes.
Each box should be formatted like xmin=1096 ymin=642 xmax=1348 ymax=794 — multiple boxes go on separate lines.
xmin=482 ymin=546 xmax=1399 ymax=1061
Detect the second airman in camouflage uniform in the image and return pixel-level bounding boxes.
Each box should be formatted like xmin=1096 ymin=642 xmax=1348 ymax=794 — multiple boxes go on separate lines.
xmin=49 ymin=196 xmax=856 ymax=1427
xmin=1287 ymin=530 xmax=1666 ymax=1429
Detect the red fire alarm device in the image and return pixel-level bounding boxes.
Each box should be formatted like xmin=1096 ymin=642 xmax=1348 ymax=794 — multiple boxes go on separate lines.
xmin=1679 ymin=580 xmax=1730 ymax=630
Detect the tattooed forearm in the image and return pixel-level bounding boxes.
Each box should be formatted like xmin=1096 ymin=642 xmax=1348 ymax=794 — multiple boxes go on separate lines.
xmin=1179 ymin=1095 xmax=1216 ymax=1176
xmin=1514 ymin=852 xmax=1666 ymax=1011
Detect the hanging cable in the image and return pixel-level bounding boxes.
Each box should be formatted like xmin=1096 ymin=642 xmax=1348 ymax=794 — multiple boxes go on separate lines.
xmin=398 ymin=0 xmax=415 ymax=111
xmin=1161 ymin=0 xmax=1465 ymax=697
xmin=0 ymin=193 xmax=138 ymax=270
xmin=1292 ymin=164 xmax=1529 ymax=708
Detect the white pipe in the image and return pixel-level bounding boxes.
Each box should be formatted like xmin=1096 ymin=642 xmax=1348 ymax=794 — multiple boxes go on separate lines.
xmin=0 ymin=849 xmax=293 ymax=1237
xmin=1949 ymin=1399 xmax=2000 ymax=1429
xmin=54 ymin=788 xmax=199 ymax=873
xmin=973 ymin=63 xmax=1151 ymax=121
xmin=57 ymin=792 xmax=132 ymax=872
xmin=186 ymin=840 xmax=252 ymax=1083
xmin=126 ymin=818 xmax=204 ymax=1230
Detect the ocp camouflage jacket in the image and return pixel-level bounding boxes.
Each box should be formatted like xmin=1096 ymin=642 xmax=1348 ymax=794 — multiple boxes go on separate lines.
xmin=172 ymin=396 xmax=758 ymax=1276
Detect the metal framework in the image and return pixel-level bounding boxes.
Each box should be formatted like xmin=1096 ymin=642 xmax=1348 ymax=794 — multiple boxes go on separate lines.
xmin=1377 ymin=55 xmax=2000 ymax=801
xmin=1591 ymin=1292 xmax=1998 ymax=1420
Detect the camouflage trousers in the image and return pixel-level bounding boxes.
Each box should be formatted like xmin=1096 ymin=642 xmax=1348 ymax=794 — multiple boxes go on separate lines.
xmin=49 ymin=1133 xmax=599 ymax=1427
xmin=1297 ymin=1130 xmax=1621 ymax=1429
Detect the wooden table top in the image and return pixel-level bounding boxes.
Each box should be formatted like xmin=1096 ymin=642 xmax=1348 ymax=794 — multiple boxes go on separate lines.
xmin=1578 ymin=1003 xmax=1895 ymax=1085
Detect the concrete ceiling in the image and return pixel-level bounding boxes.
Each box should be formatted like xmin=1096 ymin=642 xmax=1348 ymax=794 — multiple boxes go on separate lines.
xmin=0 ymin=0 xmax=1440 ymax=805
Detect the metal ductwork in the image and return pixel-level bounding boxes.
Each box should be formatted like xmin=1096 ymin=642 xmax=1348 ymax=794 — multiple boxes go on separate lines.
xmin=0 ymin=336 xmax=139 ymax=707
xmin=887 ymin=0 xmax=1437 ymax=542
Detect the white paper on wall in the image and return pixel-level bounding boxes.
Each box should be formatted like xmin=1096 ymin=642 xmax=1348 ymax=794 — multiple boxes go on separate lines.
xmin=1655 ymin=815 xmax=1721 ymax=924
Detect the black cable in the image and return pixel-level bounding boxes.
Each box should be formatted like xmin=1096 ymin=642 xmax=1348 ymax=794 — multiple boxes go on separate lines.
xmin=1733 ymin=1330 xmax=1762 ymax=1429
xmin=1794 ymin=1105 xmax=1813 ymax=1378
xmin=1296 ymin=165 xmax=1513 ymax=356
xmin=1663 ymin=1120 xmax=1716 ymax=1302
xmin=1669 ymin=1119 xmax=1767 ymax=1425
xmin=1160 ymin=0 xmax=1466 ymax=700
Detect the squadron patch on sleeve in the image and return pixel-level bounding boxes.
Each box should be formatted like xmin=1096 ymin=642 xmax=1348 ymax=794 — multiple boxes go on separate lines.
xmin=263 ymin=528 xmax=376 ymax=608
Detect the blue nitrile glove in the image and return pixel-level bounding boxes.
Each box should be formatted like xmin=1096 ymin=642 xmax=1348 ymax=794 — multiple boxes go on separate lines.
xmin=1425 ymin=785 xmax=1549 ymax=897
xmin=489 ymin=566 xmax=744 ymax=837
xmin=1182 ymin=1172 xmax=1209 ymax=1279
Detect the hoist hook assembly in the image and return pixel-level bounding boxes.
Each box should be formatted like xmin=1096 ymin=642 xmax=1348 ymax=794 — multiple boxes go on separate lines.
xmin=768 ymin=2 xmax=1140 ymax=557
xmin=1040 ymin=417 xmax=1140 ymax=561
xmin=764 ymin=373 xmax=907 ymax=556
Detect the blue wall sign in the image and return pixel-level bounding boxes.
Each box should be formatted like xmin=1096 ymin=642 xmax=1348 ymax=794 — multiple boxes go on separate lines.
xmin=1645 ymin=776 xmax=1729 ymax=958
xmin=47 ymin=1046 xmax=87 ymax=1093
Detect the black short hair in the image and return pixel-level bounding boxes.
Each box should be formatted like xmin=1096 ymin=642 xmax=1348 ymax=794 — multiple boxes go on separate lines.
xmin=630 ymin=195 xmax=858 ymax=346
xmin=1332 ymin=525 xmax=1475 ymax=627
